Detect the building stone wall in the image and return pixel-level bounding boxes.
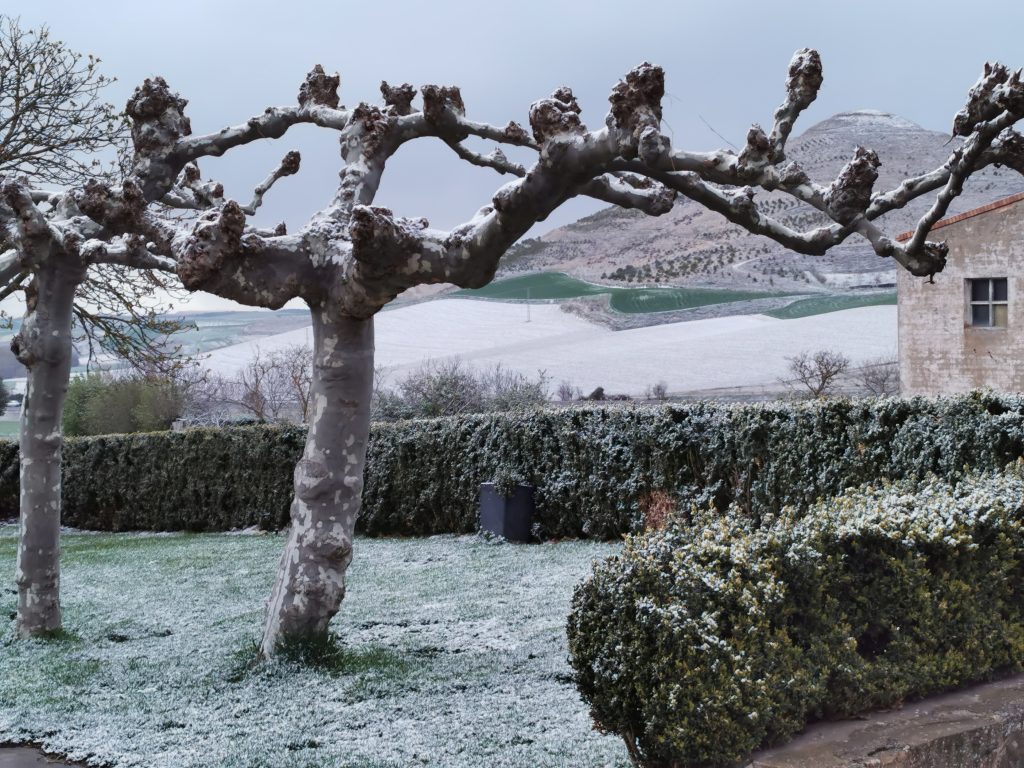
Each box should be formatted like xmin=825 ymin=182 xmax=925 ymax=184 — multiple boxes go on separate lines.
xmin=898 ymin=197 xmax=1024 ymax=394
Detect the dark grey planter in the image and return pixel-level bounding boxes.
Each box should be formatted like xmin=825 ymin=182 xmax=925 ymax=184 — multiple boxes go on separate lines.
xmin=479 ymin=483 xmax=535 ymax=543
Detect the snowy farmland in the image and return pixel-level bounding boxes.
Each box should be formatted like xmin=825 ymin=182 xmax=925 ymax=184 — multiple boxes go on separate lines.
xmin=201 ymin=299 xmax=897 ymax=395
xmin=0 ymin=527 xmax=629 ymax=768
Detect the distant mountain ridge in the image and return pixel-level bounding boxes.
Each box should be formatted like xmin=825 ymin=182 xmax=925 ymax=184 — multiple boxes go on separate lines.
xmin=505 ymin=110 xmax=1024 ymax=293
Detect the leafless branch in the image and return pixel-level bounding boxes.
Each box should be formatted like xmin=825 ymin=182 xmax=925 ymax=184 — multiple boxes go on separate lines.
xmin=240 ymin=151 xmax=301 ymax=215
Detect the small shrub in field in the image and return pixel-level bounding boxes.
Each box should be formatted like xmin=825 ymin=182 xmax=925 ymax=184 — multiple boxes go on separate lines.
xmin=371 ymin=359 xmax=549 ymax=420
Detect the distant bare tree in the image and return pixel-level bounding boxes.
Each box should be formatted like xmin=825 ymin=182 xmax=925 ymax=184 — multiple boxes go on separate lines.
xmin=651 ymin=381 xmax=668 ymax=401
xmin=784 ymin=350 xmax=851 ymax=399
xmin=857 ymin=354 xmax=900 ymax=396
xmin=175 ymin=364 xmax=232 ymax=426
xmin=481 ymin=364 xmax=549 ymax=411
xmin=235 ymin=348 xmax=287 ymax=421
xmin=557 ymin=380 xmax=579 ymax=403
xmin=222 ymin=344 xmax=313 ymax=422
xmin=282 ymin=344 xmax=314 ymax=422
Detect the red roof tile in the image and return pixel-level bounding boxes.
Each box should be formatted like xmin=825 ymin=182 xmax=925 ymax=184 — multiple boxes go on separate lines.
xmin=895 ymin=191 xmax=1024 ymax=242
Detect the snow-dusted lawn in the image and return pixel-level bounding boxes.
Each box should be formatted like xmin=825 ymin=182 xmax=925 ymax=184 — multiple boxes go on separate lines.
xmin=0 ymin=528 xmax=627 ymax=768
xmin=201 ymin=299 xmax=897 ymax=395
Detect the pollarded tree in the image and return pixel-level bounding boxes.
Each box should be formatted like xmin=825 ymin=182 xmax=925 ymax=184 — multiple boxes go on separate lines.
xmin=67 ymin=67 xmax=678 ymax=655
xmin=6 ymin=51 xmax=1023 ymax=655
xmin=0 ymin=185 xmax=181 ymax=635
xmin=0 ymin=151 xmax=299 ymax=636
xmin=0 ymin=15 xmax=184 ymax=361
xmin=0 ymin=17 xmax=221 ymax=637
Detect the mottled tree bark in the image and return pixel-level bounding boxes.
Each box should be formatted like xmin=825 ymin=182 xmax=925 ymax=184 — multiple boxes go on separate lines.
xmin=12 ymin=263 xmax=82 ymax=636
xmin=259 ymin=307 xmax=373 ymax=654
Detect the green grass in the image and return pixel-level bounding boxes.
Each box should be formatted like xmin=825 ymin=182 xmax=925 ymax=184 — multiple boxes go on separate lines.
xmin=0 ymin=528 xmax=627 ymax=768
xmin=455 ymin=272 xmax=608 ymax=301
xmin=455 ymin=272 xmax=778 ymax=314
xmin=607 ymin=286 xmax=775 ymax=313
xmin=766 ymin=292 xmax=897 ymax=319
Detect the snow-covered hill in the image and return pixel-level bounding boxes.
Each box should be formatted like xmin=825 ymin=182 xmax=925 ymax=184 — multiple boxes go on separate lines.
xmin=201 ymin=298 xmax=896 ymax=396
xmin=505 ymin=110 xmax=1024 ymax=292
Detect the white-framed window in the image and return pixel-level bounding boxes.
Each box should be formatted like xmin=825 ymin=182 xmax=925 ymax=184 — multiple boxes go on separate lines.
xmin=968 ymin=277 xmax=1008 ymax=327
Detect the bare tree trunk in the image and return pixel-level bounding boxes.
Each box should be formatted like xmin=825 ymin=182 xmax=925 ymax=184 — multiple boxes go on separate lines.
xmin=13 ymin=266 xmax=80 ymax=636
xmin=259 ymin=305 xmax=373 ymax=655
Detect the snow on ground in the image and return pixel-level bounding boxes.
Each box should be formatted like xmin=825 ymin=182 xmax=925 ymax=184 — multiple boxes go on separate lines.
xmin=202 ymin=299 xmax=897 ymax=396
xmin=0 ymin=528 xmax=628 ymax=768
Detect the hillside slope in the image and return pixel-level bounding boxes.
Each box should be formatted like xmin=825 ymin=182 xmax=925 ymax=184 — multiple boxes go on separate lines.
xmin=506 ymin=111 xmax=1024 ymax=292
xmin=201 ymin=299 xmax=897 ymax=397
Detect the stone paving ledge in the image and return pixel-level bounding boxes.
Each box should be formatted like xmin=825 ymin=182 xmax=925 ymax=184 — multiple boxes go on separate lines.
xmin=747 ymin=674 xmax=1024 ymax=768
xmin=0 ymin=747 xmax=77 ymax=767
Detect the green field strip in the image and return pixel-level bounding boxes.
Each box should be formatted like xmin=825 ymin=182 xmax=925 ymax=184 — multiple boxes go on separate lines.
xmin=765 ymin=292 xmax=897 ymax=319
xmin=456 ymin=272 xmax=778 ymax=314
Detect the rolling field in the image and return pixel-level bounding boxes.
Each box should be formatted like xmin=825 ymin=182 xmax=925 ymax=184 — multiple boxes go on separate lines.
xmin=765 ymin=292 xmax=897 ymax=320
xmin=456 ymin=272 xmax=778 ymax=313
xmin=454 ymin=272 xmax=607 ymax=301
xmin=203 ymin=300 xmax=897 ymax=396
xmin=165 ymin=309 xmax=312 ymax=354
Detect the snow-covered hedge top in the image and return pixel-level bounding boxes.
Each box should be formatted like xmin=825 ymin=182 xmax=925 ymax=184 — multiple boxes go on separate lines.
xmin=2 ymin=391 xmax=1023 ymax=539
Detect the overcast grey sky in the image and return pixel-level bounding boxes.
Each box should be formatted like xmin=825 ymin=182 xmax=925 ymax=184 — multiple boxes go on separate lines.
xmin=6 ymin=0 xmax=1024 ymax=310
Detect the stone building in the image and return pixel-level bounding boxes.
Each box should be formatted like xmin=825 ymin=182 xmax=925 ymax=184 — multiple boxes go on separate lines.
xmin=897 ymin=192 xmax=1024 ymax=394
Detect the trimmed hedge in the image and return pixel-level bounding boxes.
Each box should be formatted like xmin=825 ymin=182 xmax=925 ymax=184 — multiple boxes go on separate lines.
xmin=1 ymin=392 xmax=1024 ymax=534
xmin=566 ymin=469 xmax=1024 ymax=767
xmin=363 ymin=392 xmax=1024 ymax=537
xmin=0 ymin=425 xmax=307 ymax=531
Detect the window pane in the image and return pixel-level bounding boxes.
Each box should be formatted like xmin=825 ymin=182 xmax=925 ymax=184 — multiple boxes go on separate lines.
xmin=993 ymin=278 xmax=1008 ymax=301
xmin=971 ymin=279 xmax=990 ymax=302
xmin=994 ymin=304 xmax=1009 ymax=327
xmin=973 ymin=304 xmax=991 ymax=326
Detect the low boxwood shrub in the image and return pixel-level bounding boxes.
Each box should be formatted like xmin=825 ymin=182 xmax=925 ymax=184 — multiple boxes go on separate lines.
xmin=567 ymin=468 xmax=1024 ymax=767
